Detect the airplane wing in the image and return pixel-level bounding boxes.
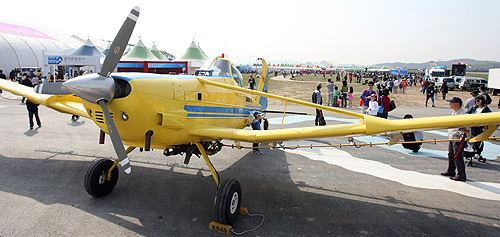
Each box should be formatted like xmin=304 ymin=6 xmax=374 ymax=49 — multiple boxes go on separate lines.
xmin=189 ymin=112 xmax=500 ymax=143
xmin=196 ymin=77 xmax=500 ymax=143
xmin=0 ymin=80 xmax=89 ymax=118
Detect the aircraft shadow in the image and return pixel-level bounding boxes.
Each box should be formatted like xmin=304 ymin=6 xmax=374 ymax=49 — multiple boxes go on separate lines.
xmin=0 ymin=149 xmax=499 ymax=236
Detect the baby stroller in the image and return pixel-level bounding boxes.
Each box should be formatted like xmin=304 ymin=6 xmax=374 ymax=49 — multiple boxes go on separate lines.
xmin=464 ymin=142 xmax=486 ymax=167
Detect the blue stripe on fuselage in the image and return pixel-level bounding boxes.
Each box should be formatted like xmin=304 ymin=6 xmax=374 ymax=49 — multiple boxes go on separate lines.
xmin=184 ymin=105 xmax=263 ymax=118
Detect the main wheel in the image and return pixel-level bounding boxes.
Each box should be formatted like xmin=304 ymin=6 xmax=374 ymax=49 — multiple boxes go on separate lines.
xmin=215 ymin=179 xmax=242 ymax=225
xmin=84 ymin=159 xmax=119 ymax=197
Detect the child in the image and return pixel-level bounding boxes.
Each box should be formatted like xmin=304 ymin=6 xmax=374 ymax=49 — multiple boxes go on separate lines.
xmin=366 ymin=95 xmax=379 ymax=116
xmin=251 ymin=111 xmax=263 ymax=155
xmin=333 ymin=86 xmax=339 ymax=107
xmin=347 ymin=86 xmax=354 ymax=108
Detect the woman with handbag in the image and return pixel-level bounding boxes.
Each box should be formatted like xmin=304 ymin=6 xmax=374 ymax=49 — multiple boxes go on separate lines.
xmin=377 ymin=89 xmax=391 ymax=119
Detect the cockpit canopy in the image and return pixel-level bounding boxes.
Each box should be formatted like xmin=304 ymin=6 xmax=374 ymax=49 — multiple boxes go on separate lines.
xmin=200 ymin=58 xmax=244 ymax=87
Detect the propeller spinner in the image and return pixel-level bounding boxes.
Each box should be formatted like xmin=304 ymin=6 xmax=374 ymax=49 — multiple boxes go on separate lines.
xmin=63 ymin=6 xmax=140 ymax=174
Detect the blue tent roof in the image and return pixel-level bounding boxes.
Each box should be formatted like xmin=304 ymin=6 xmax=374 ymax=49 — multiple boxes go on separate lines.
xmin=70 ymin=39 xmax=104 ymax=57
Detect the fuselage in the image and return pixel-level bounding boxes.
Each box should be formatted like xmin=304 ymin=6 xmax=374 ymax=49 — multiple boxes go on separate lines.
xmin=81 ymin=73 xmax=264 ymax=149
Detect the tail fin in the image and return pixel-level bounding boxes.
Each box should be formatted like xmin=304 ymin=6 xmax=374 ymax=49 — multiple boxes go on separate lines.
xmin=257 ymin=58 xmax=269 ymax=109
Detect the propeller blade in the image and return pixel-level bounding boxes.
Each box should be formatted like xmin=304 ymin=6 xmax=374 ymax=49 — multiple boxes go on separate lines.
xmin=98 ymin=100 xmax=131 ymax=174
xmin=99 ymin=6 xmax=140 ymax=77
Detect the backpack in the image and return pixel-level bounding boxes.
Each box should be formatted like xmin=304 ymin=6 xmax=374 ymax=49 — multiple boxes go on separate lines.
xmin=312 ymin=91 xmax=317 ymax=103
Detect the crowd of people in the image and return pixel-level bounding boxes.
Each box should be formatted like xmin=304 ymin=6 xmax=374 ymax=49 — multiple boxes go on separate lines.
xmin=305 ymin=71 xmax=498 ymax=183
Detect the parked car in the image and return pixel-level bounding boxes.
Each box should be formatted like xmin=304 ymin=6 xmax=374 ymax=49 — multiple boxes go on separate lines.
xmin=453 ymin=76 xmax=464 ymax=88
xmin=435 ymin=77 xmax=456 ymax=90
xmin=458 ymin=77 xmax=487 ymax=91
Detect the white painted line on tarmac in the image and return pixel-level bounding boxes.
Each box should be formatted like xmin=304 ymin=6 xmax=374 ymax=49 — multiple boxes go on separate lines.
xmin=283 ymin=141 xmax=500 ymax=201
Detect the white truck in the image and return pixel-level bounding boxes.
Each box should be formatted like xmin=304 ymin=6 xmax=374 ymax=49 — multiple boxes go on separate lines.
xmin=425 ymin=67 xmax=446 ymax=82
xmin=488 ymin=68 xmax=500 ymax=95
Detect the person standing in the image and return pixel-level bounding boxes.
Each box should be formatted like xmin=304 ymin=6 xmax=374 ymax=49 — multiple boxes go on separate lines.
xmin=326 ymin=79 xmax=335 ymax=107
xmin=440 ymin=82 xmax=449 ymax=100
xmin=401 ymin=79 xmax=408 ymax=94
xmin=313 ymin=83 xmax=323 ymax=126
xmin=360 ymin=81 xmax=377 ymax=114
xmin=464 ymin=90 xmax=478 ymax=111
xmin=393 ymin=79 xmax=399 ymax=94
xmin=21 ymin=75 xmax=34 ymax=103
xmin=388 ymin=79 xmax=394 ymax=93
xmin=365 ymin=95 xmax=379 ymax=116
xmin=441 ymin=97 xmax=467 ymax=181
xmin=478 ymin=86 xmax=492 ymax=106
xmin=377 ymin=89 xmax=390 ymax=119
xmin=248 ymin=75 xmax=256 ymax=90
xmin=26 ymin=99 xmax=42 ymax=130
xmin=466 ymin=96 xmax=492 ymax=162
xmin=425 ymin=82 xmax=436 ymax=107
xmin=347 ymin=87 xmax=354 ymax=109
xmin=340 ymin=80 xmax=348 ymax=108
xmin=333 ymin=86 xmax=339 ymax=107
xmin=422 ymin=79 xmax=430 ymax=95
xmin=251 ymin=112 xmax=263 ymax=155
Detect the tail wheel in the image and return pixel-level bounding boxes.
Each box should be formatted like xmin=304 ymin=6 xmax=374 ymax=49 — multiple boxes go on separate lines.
xmin=85 ymin=159 xmax=119 ymax=197
xmin=215 ymin=179 xmax=242 ymax=225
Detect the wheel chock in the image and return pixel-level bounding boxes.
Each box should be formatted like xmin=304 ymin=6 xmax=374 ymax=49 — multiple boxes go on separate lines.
xmin=239 ymin=207 xmax=248 ymax=216
xmin=208 ymin=207 xmax=249 ymax=234
xmin=209 ymin=222 xmax=232 ymax=234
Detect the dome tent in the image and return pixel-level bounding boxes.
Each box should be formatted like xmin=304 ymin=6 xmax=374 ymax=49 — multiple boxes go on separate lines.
xmin=175 ymin=40 xmax=209 ymax=68
xmin=121 ymin=39 xmax=160 ymax=61
xmin=70 ymin=38 xmax=104 ymax=57
xmin=0 ymin=21 xmax=81 ymax=76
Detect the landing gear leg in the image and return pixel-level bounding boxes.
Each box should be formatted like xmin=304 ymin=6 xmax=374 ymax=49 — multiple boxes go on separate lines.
xmin=192 ymin=142 xmax=242 ymax=225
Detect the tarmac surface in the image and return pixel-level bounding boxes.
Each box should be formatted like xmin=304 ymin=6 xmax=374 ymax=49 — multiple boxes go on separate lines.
xmin=1 ymin=91 xmax=500 ymax=236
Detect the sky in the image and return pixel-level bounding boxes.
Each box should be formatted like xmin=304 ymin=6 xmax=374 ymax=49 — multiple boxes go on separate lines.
xmin=2 ymin=0 xmax=500 ymax=65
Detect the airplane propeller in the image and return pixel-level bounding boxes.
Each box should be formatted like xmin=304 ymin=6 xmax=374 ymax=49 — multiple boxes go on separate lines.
xmin=63 ymin=6 xmax=140 ymax=174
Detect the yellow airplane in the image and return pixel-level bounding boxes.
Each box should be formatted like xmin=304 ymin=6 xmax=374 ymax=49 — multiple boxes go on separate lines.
xmin=1 ymin=6 xmax=500 ymax=228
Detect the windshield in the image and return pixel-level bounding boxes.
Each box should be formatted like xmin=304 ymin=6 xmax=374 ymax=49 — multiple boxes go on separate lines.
xmin=230 ymin=65 xmax=244 ymax=87
xmin=431 ymin=71 xmax=445 ymax=77
xmin=208 ymin=59 xmax=230 ymax=76
xmin=444 ymin=78 xmax=454 ymax=83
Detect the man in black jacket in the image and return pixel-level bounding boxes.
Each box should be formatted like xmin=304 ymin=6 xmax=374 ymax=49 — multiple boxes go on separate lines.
xmin=21 ymin=75 xmax=34 ymax=103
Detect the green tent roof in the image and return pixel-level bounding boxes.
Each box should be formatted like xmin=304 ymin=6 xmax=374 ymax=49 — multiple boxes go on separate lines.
xmin=176 ymin=41 xmax=209 ymax=61
xmin=150 ymin=44 xmax=168 ymax=60
xmin=122 ymin=39 xmax=159 ymax=61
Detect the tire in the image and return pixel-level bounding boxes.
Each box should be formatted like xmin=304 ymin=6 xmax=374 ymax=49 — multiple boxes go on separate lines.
xmin=84 ymin=159 xmax=119 ymax=197
xmin=214 ymin=179 xmax=242 ymax=225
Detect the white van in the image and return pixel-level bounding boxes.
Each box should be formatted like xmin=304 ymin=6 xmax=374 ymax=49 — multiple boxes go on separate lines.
xmin=435 ymin=77 xmax=456 ymax=90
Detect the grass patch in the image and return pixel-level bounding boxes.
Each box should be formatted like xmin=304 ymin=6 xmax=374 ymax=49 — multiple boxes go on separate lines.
xmin=467 ymin=72 xmax=488 ymax=80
